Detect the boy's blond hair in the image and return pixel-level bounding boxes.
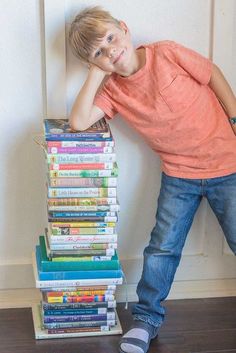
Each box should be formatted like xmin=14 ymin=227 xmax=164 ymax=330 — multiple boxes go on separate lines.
xmin=69 ymin=6 xmax=120 ymax=62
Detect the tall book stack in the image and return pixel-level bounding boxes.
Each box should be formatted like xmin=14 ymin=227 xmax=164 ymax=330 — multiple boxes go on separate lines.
xmin=32 ymin=118 xmax=123 ymax=339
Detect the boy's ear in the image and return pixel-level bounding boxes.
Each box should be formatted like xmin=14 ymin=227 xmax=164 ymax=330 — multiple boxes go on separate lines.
xmin=119 ymin=21 xmax=128 ymax=34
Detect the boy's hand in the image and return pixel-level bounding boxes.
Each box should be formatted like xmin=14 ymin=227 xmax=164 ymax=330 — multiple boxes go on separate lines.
xmin=88 ymin=64 xmax=112 ymax=82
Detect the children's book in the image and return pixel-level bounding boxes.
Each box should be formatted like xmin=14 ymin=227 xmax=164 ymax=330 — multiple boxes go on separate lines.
xmin=44 ymin=118 xmax=112 ymax=141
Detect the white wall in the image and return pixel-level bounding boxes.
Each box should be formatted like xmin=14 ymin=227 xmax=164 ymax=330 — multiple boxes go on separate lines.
xmin=0 ymin=0 xmax=235 ymax=299
xmin=0 ymin=0 xmax=46 ymax=288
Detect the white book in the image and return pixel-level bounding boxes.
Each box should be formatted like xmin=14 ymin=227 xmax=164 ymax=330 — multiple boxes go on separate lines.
xmin=49 ymin=234 xmax=118 ymax=244
xmin=47 ymin=153 xmax=116 ymax=164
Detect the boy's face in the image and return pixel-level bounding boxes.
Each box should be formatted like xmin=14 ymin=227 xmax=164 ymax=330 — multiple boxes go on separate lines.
xmin=88 ymin=22 xmax=135 ymax=75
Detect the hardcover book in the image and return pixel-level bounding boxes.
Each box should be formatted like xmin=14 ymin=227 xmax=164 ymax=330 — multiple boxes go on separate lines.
xmin=44 ymin=118 xmax=112 ymax=141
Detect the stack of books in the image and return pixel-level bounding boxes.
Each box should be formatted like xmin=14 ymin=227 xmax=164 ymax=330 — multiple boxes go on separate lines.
xmin=32 ymin=118 xmax=123 ymax=339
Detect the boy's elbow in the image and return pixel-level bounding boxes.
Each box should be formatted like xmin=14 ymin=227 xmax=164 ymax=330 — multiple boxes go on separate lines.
xmin=69 ymin=115 xmax=89 ymax=131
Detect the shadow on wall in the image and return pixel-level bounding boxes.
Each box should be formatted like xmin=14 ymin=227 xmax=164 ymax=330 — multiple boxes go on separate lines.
xmin=1 ymin=124 xmax=47 ymax=288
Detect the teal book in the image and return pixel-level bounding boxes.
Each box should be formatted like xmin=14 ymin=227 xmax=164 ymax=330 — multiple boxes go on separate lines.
xmin=39 ymin=236 xmax=120 ymax=271
xmin=35 ymin=246 xmax=123 ymax=281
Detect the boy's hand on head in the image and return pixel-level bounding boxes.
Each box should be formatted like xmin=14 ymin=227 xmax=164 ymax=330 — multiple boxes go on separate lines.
xmin=88 ymin=64 xmax=112 ymax=80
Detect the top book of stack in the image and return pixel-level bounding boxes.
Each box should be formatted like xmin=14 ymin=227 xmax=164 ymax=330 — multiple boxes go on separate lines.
xmin=44 ymin=118 xmax=112 ymax=141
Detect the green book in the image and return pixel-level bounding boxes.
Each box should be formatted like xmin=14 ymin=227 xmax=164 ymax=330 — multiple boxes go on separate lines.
xmin=39 ymin=235 xmax=120 ymax=272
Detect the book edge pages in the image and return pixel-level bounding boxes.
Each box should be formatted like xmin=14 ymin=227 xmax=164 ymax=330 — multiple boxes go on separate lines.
xmin=31 ymin=303 xmax=123 ymax=339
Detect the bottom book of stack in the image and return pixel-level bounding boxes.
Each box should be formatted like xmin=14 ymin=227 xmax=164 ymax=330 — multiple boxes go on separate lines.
xmin=32 ymin=247 xmax=123 ymax=339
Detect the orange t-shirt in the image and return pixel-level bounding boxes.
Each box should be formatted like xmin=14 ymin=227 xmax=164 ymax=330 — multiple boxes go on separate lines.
xmin=94 ymin=41 xmax=236 ymax=179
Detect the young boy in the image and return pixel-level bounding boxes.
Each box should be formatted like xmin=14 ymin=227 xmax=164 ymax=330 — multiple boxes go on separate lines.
xmin=69 ymin=6 xmax=236 ymax=353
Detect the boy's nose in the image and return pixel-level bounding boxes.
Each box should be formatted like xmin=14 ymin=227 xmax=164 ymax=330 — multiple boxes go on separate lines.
xmin=107 ymin=46 xmax=116 ymax=58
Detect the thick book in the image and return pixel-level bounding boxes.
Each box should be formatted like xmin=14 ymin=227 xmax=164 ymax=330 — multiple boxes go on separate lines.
xmin=39 ymin=235 xmax=119 ymax=271
xmin=47 ymin=153 xmax=116 ymax=164
xmin=35 ymin=247 xmax=122 ymax=280
xmin=47 ymin=187 xmax=117 ymax=198
xmin=44 ymin=118 xmax=112 ymax=141
xmin=48 ymin=177 xmax=118 ymax=188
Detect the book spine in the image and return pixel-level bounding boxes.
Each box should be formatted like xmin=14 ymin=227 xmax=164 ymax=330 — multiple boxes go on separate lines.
xmin=38 ymin=268 xmax=121 ymax=281
xmin=45 ymin=132 xmax=110 ymax=140
xmin=47 ymin=146 xmax=114 ymax=154
xmin=48 ymin=216 xmax=118 ymax=222
xmin=50 ymin=227 xmax=115 ymax=235
xmin=44 ymin=308 xmax=108 ymax=316
xmin=48 ymin=177 xmax=117 ymax=188
xmin=48 ymin=205 xmax=120 ymax=212
xmin=51 ymin=255 xmax=112 ymax=262
xmin=49 ymin=168 xmax=118 ymax=178
xmin=47 ymin=197 xmax=118 ymax=206
xmin=50 ymin=248 xmax=115 ymax=257
xmin=45 ymin=295 xmax=115 ymax=305
xmin=49 ymin=234 xmax=117 ymax=243
xmin=43 ymin=312 xmax=115 ymax=323
xmin=49 ymin=243 xmax=117 ymax=251
xmin=49 ymin=162 xmax=114 ymax=170
xmin=36 ymin=276 xmax=122 ymax=288
xmin=47 ymin=141 xmax=115 ymax=148
xmin=49 ymin=211 xmax=116 ymax=218
xmin=42 ymin=300 xmax=117 ymax=310
xmin=47 ymin=326 xmax=110 ymax=334
xmin=51 ymin=222 xmax=116 ymax=228
xmin=41 ymin=285 xmax=116 ymax=292
xmin=48 ymin=187 xmax=117 ymax=198
xmin=46 ymin=289 xmax=115 ymax=297
xmin=47 ymin=153 xmax=116 ymax=164
xmin=44 ymin=319 xmax=116 ymax=329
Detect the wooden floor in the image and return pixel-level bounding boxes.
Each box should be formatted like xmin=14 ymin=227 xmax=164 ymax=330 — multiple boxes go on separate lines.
xmin=0 ymin=297 xmax=235 ymax=353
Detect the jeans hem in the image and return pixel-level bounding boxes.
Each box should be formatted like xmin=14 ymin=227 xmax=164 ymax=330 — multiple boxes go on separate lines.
xmin=133 ymin=314 xmax=162 ymax=331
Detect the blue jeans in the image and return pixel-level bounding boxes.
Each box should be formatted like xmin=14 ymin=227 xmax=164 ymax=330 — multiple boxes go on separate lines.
xmin=132 ymin=172 xmax=236 ymax=328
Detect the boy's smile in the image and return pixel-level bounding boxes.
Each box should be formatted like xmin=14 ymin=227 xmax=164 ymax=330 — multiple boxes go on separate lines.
xmin=89 ymin=22 xmax=145 ymax=77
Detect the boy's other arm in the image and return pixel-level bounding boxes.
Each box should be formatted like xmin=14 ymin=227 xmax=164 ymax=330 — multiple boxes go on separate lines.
xmin=69 ymin=66 xmax=108 ymax=131
xmin=209 ymin=63 xmax=236 ymax=133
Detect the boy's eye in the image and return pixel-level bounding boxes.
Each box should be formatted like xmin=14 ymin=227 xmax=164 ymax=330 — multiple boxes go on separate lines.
xmin=107 ymin=34 xmax=113 ymax=43
xmin=95 ymin=49 xmax=102 ymax=58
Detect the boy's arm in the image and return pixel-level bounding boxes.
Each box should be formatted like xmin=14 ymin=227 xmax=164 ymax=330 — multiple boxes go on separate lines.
xmin=209 ymin=63 xmax=236 ymax=134
xmin=69 ymin=66 xmax=109 ymax=131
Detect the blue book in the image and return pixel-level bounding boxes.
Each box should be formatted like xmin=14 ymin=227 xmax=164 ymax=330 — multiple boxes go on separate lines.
xmin=35 ymin=246 xmax=123 ymax=281
xmin=48 ymin=211 xmax=116 ymax=218
xmin=44 ymin=118 xmax=112 ymax=141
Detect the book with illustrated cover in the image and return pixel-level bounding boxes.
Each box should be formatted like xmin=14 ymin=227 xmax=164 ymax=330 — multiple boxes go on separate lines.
xmin=44 ymin=118 xmax=112 ymax=141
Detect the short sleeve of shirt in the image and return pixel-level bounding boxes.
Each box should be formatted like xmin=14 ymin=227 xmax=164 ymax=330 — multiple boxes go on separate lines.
xmin=94 ymin=82 xmax=118 ymax=120
xmin=168 ymin=41 xmax=213 ymax=85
